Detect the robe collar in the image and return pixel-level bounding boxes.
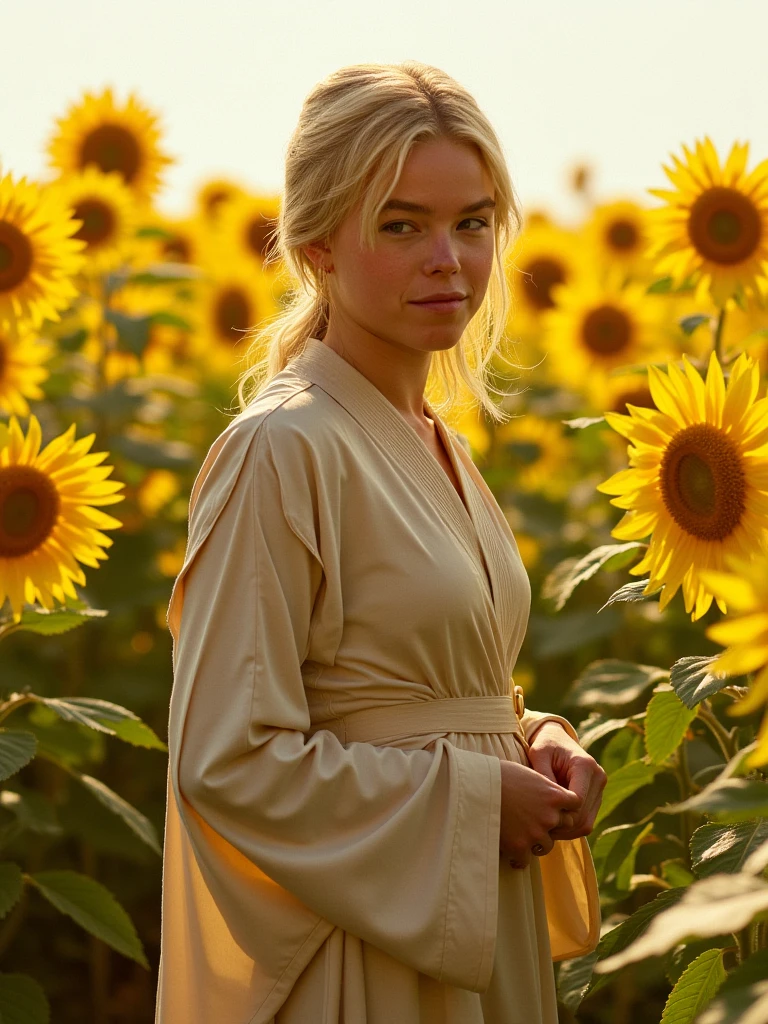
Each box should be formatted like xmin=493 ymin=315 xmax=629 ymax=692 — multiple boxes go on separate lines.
xmin=287 ymin=337 xmax=502 ymax=617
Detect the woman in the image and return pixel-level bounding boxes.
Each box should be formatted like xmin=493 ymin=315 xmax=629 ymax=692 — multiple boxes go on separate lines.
xmin=155 ymin=61 xmax=606 ymax=1024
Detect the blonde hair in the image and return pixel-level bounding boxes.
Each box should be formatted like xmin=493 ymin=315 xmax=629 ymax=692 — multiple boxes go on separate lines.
xmin=233 ymin=60 xmax=524 ymax=424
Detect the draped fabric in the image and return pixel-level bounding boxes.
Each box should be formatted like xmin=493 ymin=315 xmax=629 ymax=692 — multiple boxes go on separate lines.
xmin=154 ymin=338 xmax=600 ymax=1024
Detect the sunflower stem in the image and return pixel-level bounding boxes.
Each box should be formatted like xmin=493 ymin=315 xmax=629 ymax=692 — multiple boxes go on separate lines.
xmin=697 ymin=703 xmax=738 ymax=762
xmin=673 ymin=743 xmax=695 ymax=861
xmin=712 ymin=306 xmax=727 ymax=362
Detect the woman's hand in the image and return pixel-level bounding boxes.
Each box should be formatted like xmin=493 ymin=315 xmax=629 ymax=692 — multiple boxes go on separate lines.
xmin=525 ymin=722 xmax=607 ymax=842
xmin=498 ymin=759 xmax=583 ymax=868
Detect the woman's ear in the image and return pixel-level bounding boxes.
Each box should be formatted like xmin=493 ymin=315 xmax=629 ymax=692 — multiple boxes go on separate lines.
xmin=303 ymin=241 xmax=334 ymax=273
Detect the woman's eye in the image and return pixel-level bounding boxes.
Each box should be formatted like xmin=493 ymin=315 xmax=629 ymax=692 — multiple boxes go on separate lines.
xmin=381 ymin=218 xmax=489 ymax=234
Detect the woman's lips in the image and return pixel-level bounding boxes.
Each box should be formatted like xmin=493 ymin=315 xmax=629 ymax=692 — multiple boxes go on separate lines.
xmin=410 ymin=298 xmax=466 ymax=313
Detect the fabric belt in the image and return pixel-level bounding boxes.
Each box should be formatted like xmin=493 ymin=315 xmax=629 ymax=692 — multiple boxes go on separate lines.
xmin=305 ymin=690 xmax=527 ymax=747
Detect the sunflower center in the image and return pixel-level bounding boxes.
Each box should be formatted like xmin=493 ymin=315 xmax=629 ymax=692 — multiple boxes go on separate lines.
xmin=0 ymin=221 xmax=34 ymax=293
xmin=607 ymin=219 xmax=639 ymax=251
xmin=0 ymin=465 xmax=60 ymax=558
xmin=246 ymin=216 xmax=278 ymax=262
xmin=521 ymin=258 xmax=566 ymax=310
xmin=510 ymin=441 xmax=542 ymax=466
xmin=659 ymin=423 xmax=746 ymax=540
xmin=582 ymin=304 xmax=632 ymax=355
xmin=163 ymin=236 xmax=191 ymax=262
xmin=73 ymin=199 xmax=116 ymax=248
xmin=688 ymin=186 xmax=762 ymax=266
xmin=214 ymin=287 xmax=252 ymax=343
xmin=80 ymin=124 xmax=142 ymax=183
xmin=611 ymin=384 xmax=655 ymax=413
xmin=205 ymin=190 xmax=231 ymax=217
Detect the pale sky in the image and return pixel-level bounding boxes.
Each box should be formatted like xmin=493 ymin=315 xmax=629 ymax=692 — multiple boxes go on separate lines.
xmin=5 ymin=0 xmax=767 ymax=227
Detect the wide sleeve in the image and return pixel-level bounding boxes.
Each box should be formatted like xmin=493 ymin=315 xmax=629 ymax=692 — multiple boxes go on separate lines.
xmin=519 ymin=707 xmax=582 ymax=746
xmin=171 ymin=414 xmax=503 ymax=994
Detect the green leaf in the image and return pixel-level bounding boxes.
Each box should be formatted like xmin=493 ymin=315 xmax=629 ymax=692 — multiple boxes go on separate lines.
xmin=596 ymin=759 xmax=663 ymax=825
xmin=72 ymin=773 xmax=161 ymax=855
xmin=577 ymin=714 xmax=640 ymax=751
xmin=586 ymin=888 xmax=687 ymax=997
xmin=0 ymin=785 xmax=61 ymax=837
xmin=565 ymin=659 xmax=668 ymax=710
xmin=529 ymin=607 xmax=622 ymax=658
xmin=645 ymin=690 xmax=698 ymax=765
xmin=0 ymin=973 xmax=50 ymax=1024
xmin=104 ymin=310 xmax=152 ymax=357
xmin=135 ymin=225 xmax=177 ymax=240
xmin=0 ymin=732 xmax=36 ymax=782
xmin=660 ymin=859 xmax=696 ymax=888
xmin=670 ymin=655 xmax=733 ymax=709
xmin=599 ymin=578 xmax=663 ymax=611
xmin=600 ymin=725 xmax=645 ymax=776
xmin=0 ymin=607 xmax=108 ymax=636
xmin=647 ymin=276 xmax=675 ymax=294
xmin=124 ymin=261 xmax=202 ymax=286
xmin=594 ymin=873 xmax=768 ymax=973
xmin=691 ymin=821 xmax=768 ymax=877
xmin=660 ymin=947 xmax=726 ymax=1023
xmin=696 ymin=949 xmax=768 ymax=1023
xmin=0 ymin=863 xmax=23 ymax=918
xmin=28 ymin=870 xmax=148 ymax=968
xmin=542 ymin=543 xmax=645 ymax=611
xmin=678 ymin=314 xmax=712 ymax=336
xmin=556 ymin=948 xmax=601 ymax=1012
xmin=592 ymin=821 xmax=654 ymax=889
xmin=26 ymin=712 xmax=104 ymax=769
xmin=148 ymin=311 xmax=193 ymax=332
xmin=664 ymin=779 xmax=768 ymax=823
xmin=37 ymin=697 xmax=166 ymax=750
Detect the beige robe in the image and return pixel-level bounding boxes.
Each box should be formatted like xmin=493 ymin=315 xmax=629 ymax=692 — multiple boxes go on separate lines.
xmin=154 ymin=337 xmax=600 ymax=1024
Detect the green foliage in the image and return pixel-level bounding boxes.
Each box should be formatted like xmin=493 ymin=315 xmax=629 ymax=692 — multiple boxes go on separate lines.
xmin=659 ymin=947 xmax=727 ymax=1023
xmin=644 ymin=689 xmax=698 ymax=764
xmin=28 ymin=870 xmax=148 ymax=968
xmin=691 ymin=821 xmax=768 ymax=877
xmin=0 ymin=973 xmax=50 ymax=1024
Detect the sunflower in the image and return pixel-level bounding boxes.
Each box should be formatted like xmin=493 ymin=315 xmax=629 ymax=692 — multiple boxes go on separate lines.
xmin=505 ymin=221 xmax=585 ymax=339
xmin=215 ymin=191 xmax=282 ymax=269
xmin=582 ymin=199 xmax=656 ymax=280
xmin=699 ymin=549 xmax=768 ymax=768
xmin=194 ymin=262 xmax=280 ymax=375
xmin=0 ymin=326 xmax=54 ymax=417
xmin=133 ymin=210 xmax=211 ymax=267
xmin=195 ymin=177 xmax=247 ymax=223
xmin=596 ymin=351 xmax=768 ymax=621
xmin=0 ymin=171 xmax=85 ymax=338
xmin=646 ymin=137 xmax=768 ymax=308
xmin=45 ymin=166 xmax=139 ymax=276
xmin=495 ymin=413 xmax=573 ymax=498
xmin=0 ymin=414 xmax=125 ymax=621
xmin=47 ymin=87 xmax=174 ymax=205
xmin=541 ymin=269 xmax=673 ymax=406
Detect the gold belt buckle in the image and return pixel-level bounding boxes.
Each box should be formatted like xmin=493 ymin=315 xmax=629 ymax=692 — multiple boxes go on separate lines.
xmin=513 ymin=684 xmax=525 ymax=719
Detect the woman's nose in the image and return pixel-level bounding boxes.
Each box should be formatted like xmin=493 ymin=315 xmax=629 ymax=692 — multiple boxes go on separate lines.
xmin=424 ymin=234 xmax=461 ymax=273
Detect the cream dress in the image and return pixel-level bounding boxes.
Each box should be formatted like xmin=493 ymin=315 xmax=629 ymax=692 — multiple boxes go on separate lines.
xmin=154 ymin=338 xmax=600 ymax=1024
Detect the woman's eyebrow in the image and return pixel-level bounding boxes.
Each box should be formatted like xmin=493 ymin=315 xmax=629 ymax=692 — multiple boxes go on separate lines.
xmin=380 ymin=197 xmax=496 ymax=215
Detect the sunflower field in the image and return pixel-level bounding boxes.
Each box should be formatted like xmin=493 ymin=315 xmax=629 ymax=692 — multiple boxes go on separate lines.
xmin=1 ymin=88 xmax=768 ymax=1023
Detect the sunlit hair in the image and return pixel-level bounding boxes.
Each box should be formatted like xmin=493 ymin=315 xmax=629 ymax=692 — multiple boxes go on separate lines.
xmin=233 ymin=60 xmax=525 ymax=423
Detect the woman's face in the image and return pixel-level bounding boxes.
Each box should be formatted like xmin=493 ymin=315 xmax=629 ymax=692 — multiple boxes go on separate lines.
xmin=314 ymin=136 xmax=497 ymax=357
